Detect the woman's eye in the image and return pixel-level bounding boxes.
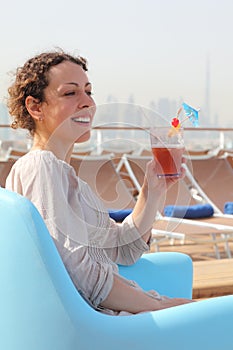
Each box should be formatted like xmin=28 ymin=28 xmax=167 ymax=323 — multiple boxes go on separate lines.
xmin=64 ymin=91 xmax=76 ymax=96
xmin=63 ymin=90 xmax=93 ymax=97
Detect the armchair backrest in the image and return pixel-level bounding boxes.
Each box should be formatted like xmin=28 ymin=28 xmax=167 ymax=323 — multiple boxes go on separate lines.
xmin=0 ymin=188 xmax=97 ymax=350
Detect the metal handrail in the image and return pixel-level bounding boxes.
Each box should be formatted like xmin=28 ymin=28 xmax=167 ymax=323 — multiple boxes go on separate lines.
xmin=1 ymin=124 xmax=233 ymax=131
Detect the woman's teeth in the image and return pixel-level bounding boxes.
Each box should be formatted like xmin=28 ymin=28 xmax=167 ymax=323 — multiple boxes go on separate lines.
xmin=72 ymin=117 xmax=90 ymax=123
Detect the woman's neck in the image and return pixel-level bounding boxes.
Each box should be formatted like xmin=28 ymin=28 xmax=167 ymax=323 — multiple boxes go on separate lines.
xmin=31 ymin=134 xmax=74 ymax=164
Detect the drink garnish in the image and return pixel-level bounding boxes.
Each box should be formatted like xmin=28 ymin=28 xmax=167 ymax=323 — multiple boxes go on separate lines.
xmin=182 ymin=102 xmax=199 ymax=127
xmin=169 ymin=103 xmax=199 ymax=136
xmin=168 ymin=107 xmax=182 ymax=136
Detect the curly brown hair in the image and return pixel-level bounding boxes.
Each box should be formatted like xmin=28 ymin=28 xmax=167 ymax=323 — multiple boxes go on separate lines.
xmin=7 ymin=50 xmax=88 ymax=136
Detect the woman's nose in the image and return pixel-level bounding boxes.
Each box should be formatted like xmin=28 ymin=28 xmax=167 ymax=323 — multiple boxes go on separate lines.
xmin=78 ymin=92 xmax=95 ymax=109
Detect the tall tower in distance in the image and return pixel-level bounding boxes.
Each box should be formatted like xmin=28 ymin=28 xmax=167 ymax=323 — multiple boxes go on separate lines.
xmin=205 ymin=55 xmax=211 ymax=125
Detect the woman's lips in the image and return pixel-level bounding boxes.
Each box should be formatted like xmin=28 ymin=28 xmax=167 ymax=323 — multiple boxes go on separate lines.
xmin=71 ymin=116 xmax=91 ymax=124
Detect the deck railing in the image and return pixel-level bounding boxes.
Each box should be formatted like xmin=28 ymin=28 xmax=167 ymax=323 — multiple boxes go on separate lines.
xmin=1 ymin=124 xmax=233 ymax=151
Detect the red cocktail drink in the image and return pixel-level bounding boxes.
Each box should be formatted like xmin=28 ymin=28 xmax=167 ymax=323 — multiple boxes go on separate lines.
xmin=152 ymin=146 xmax=184 ymax=177
xmin=150 ymin=126 xmax=184 ymax=177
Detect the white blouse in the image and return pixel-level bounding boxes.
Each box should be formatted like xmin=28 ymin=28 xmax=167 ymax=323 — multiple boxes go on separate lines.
xmin=6 ymin=150 xmax=151 ymax=314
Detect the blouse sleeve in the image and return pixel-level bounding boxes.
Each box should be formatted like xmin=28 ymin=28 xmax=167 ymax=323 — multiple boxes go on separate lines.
xmin=105 ymin=214 xmax=150 ymax=264
xmin=80 ymin=181 xmax=150 ymax=265
xmin=5 ymin=152 xmax=114 ymax=307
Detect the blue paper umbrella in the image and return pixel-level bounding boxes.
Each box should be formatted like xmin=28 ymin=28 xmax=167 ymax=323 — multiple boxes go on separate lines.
xmin=182 ymin=102 xmax=199 ymax=127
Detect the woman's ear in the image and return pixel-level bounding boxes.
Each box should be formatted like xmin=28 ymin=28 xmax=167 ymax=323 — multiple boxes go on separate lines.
xmin=25 ymin=96 xmax=43 ymax=121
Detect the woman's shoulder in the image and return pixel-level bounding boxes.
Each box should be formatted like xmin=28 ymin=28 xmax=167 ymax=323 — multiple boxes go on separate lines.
xmin=16 ymin=150 xmax=69 ymax=167
xmin=10 ymin=149 xmax=91 ymax=187
xmin=10 ymin=150 xmax=74 ymax=178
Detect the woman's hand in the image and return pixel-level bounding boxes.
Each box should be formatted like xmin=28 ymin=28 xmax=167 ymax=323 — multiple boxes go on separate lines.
xmin=143 ymin=157 xmax=186 ymax=194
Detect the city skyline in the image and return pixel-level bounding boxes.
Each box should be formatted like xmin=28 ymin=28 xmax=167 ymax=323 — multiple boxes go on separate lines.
xmin=0 ymin=52 xmax=221 ymax=129
xmin=0 ymin=53 xmax=221 ymax=127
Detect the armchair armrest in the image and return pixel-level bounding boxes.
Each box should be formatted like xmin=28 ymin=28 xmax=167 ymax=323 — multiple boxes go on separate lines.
xmin=118 ymin=252 xmax=193 ymax=299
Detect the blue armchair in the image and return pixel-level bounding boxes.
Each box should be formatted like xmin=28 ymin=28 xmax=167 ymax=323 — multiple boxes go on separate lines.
xmin=0 ymin=187 xmax=233 ymax=350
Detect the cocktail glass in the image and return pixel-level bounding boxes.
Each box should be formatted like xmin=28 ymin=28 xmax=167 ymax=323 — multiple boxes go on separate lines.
xmin=150 ymin=126 xmax=184 ymax=177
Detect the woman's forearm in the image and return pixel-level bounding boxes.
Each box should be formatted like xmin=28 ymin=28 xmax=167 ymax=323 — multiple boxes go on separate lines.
xmin=100 ymin=275 xmax=192 ymax=313
xmin=131 ymin=159 xmax=183 ymax=243
xmin=132 ymin=181 xmax=165 ymax=243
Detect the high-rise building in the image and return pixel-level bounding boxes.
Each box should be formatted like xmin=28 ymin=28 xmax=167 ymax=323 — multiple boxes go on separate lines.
xmin=204 ymin=55 xmax=211 ymax=125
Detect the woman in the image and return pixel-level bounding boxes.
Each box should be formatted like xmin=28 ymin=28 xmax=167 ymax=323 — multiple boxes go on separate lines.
xmin=6 ymin=50 xmax=192 ymax=315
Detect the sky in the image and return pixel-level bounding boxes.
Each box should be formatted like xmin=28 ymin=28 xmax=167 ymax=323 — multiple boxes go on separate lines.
xmin=0 ymin=0 xmax=233 ymax=126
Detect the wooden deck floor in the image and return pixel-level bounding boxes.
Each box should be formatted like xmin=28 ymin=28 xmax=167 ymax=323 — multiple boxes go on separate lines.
xmin=193 ymin=259 xmax=233 ymax=299
xmin=150 ymin=235 xmax=233 ymax=299
xmin=150 ymin=235 xmax=233 ymax=261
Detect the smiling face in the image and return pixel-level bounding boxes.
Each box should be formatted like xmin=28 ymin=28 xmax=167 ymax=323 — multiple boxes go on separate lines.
xmin=37 ymin=61 xmax=96 ymax=146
